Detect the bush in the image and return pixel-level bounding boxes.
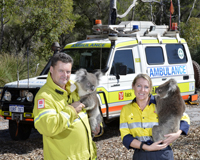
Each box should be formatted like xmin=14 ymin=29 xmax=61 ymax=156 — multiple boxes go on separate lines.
xmin=0 ymin=53 xmax=47 ymax=86
xmin=180 ymin=18 xmax=200 ymax=64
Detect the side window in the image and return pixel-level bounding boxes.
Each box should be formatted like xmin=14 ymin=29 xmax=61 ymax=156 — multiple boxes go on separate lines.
xmin=166 ymin=44 xmax=187 ymax=64
xmin=110 ymin=50 xmax=135 ymax=75
xmin=145 ymin=47 xmax=164 ymax=65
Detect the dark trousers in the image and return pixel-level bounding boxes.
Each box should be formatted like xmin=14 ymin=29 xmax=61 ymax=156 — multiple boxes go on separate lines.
xmin=133 ymin=146 xmax=174 ymax=160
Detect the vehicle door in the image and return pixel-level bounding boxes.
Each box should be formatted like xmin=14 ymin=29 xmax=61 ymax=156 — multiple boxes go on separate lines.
xmin=107 ymin=46 xmax=142 ymax=117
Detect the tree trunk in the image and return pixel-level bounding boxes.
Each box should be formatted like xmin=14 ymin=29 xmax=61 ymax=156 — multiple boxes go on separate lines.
xmin=108 ymin=0 xmax=117 ymax=25
xmin=160 ymin=0 xmax=163 ymax=25
xmin=131 ymin=7 xmax=135 ymax=20
xmin=0 ymin=0 xmax=5 ymax=53
xmin=177 ymin=0 xmax=180 ymax=27
xmin=186 ymin=0 xmax=196 ymax=24
xmin=117 ymin=0 xmax=137 ymax=19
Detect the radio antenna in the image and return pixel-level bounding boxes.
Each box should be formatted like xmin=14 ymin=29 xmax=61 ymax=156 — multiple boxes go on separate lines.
xmin=16 ymin=50 xmax=19 ymax=88
xmin=27 ymin=44 xmax=30 ymax=88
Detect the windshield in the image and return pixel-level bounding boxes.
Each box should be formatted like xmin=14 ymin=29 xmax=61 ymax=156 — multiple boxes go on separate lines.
xmin=63 ymin=48 xmax=110 ymax=73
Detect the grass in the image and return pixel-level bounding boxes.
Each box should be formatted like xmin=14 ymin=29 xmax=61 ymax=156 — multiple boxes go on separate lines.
xmin=0 ymin=53 xmax=47 ymax=87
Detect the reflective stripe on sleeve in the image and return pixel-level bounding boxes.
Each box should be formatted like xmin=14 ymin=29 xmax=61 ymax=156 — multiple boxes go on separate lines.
xmin=74 ymin=111 xmax=87 ymax=123
xmin=60 ymin=111 xmax=71 ymax=127
xmin=34 ymin=109 xmax=57 ymax=124
xmin=120 ymin=122 xmax=129 ymax=129
xmin=60 ymin=111 xmax=70 ymax=119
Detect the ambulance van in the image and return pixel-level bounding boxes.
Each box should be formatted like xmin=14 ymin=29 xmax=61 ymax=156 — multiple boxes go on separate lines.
xmin=0 ymin=20 xmax=199 ymax=140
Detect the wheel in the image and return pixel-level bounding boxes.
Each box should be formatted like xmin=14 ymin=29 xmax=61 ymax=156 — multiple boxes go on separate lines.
xmin=192 ymin=60 xmax=200 ymax=88
xmin=9 ymin=120 xmax=20 ymax=140
xmin=18 ymin=123 xmax=32 ymax=140
xmin=9 ymin=120 xmax=32 ymax=141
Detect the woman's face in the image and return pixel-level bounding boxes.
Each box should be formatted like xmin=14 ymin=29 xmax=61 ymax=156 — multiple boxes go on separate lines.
xmin=132 ymin=78 xmax=151 ymax=101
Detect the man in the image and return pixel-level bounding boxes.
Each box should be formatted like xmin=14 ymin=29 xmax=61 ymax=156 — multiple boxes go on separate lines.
xmin=33 ymin=52 xmax=99 ymax=160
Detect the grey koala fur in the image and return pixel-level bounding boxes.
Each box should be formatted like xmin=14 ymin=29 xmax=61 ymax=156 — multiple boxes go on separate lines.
xmin=75 ymin=68 xmax=103 ymax=136
xmin=152 ymin=78 xmax=185 ymax=142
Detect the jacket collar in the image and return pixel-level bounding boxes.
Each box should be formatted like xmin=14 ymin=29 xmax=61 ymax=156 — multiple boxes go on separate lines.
xmin=132 ymin=94 xmax=156 ymax=105
xmin=46 ymin=72 xmax=77 ymax=95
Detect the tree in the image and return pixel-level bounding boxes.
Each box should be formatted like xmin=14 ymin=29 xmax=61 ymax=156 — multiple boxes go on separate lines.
xmin=180 ymin=18 xmax=200 ymax=63
xmin=0 ymin=0 xmax=15 ymax=52
xmin=62 ymin=0 xmax=110 ymax=44
xmin=1 ymin=0 xmax=76 ymax=60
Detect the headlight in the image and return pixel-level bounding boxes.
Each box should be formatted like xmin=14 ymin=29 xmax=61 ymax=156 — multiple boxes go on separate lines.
xmin=4 ymin=91 xmax=11 ymax=101
xmin=26 ymin=92 xmax=33 ymax=102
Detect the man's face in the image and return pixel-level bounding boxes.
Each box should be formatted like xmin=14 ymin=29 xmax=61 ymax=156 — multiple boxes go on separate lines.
xmin=50 ymin=61 xmax=72 ymax=89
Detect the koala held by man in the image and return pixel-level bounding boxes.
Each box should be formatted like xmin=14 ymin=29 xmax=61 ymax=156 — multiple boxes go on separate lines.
xmin=75 ymin=68 xmax=103 ymax=137
xmin=152 ymin=78 xmax=185 ymax=142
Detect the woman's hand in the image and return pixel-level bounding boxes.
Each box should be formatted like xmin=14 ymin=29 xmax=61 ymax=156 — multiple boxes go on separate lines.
xmin=162 ymin=130 xmax=182 ymax=146
xmin=144 ymin=140 xmax=168 ymax=151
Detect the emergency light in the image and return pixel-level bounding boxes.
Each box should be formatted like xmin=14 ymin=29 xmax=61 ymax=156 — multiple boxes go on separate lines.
xmin=172 ymin=23 xmax=178 ymax=31
xmin=95 ymin=20 xmax=102 ymax=25
xmin=132 ymin=25 xmax=139 ymax=32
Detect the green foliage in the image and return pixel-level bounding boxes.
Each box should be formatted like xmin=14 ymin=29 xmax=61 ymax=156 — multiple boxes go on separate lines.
xmin=180 ymin=18 xmax=200 ymax=63
xmin=66 ymin=0 xmax=110 ymax=43
xmin=1 ymin=0 xmax=200 ymax=71
xmin=179 ymin=0 xmax=200 ymax=22
xmin=1 ymin=0 xmax=77 ymax=60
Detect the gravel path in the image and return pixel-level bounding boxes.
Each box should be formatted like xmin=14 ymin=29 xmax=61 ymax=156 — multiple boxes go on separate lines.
xmin=0 ymin=104 xmax=200 ymax=160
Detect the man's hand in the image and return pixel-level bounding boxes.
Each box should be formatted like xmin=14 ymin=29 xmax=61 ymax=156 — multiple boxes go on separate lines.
xmin=71 ymin=101 xmax=85 ymax=113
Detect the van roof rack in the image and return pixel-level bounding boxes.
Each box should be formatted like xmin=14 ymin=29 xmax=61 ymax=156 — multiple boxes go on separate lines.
xmin=91 ymin=21 xmax=180 ymax=39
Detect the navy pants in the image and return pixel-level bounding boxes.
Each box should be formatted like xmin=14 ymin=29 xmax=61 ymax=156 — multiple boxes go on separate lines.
xmin=133 ymin=146 xmax=174 ymax=160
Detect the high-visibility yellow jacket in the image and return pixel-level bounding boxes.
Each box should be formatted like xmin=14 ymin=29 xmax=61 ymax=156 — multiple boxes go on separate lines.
xmin=33 ymin=72 xmax=97 ymax=160
xmin=120 ymin=95 xmax=190 ymax=149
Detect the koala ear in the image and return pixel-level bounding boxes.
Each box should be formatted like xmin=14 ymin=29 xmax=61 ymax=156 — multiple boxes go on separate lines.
xmin=169 ymin=78 xmax=177 ymax=92
xmin=95 ymin=70 xmax=102 ymax=80
xmin=75 ymin=68 xmax=87 ymax=82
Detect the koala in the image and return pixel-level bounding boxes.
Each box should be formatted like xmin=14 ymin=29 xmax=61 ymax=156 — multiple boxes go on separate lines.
xmin=75 ymin=68 xmax=103 ymax=137
xmin=152 ymin=78 xmax=185 ymax=142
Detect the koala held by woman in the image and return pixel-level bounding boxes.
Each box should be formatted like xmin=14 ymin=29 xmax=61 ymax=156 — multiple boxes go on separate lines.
xmin=152 ymin=78 xmax=186 ymax=142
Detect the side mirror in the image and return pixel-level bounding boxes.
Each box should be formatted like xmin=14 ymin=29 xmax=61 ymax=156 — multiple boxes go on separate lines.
xmin=119 ymin=65 xmax=127 ymax=75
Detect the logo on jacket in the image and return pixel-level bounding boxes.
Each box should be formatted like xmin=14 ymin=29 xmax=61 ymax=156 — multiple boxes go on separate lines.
xmin=38 ymin=99 xmax=45 ymax=109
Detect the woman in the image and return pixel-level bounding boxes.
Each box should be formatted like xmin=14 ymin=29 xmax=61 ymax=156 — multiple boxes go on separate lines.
xmin=120 ymin=74 xmax=190 ymax=160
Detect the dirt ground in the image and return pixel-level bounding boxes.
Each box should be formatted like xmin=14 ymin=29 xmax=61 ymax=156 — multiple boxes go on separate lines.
xmin=0 ymin=104 xmax=200 ymax=160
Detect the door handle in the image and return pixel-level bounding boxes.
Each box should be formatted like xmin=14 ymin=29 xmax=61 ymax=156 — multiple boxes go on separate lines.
xmin=183 ymin=75 xmax=189 ymax=80
xmin=111 ymin=84 xmax=120 ymax=87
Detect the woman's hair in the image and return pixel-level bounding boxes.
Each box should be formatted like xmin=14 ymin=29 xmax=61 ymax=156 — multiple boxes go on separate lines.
xmin=132 ymin=73 xmax=153 ymax=90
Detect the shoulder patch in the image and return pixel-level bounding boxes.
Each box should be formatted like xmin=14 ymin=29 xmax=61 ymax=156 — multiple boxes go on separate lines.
xmin=38 ymin=99 xmax=45 ymax=109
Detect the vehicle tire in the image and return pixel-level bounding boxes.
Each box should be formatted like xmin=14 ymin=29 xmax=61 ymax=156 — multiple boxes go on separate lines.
xmin=192 ymin=60 xmax=200 ymax=88
xmin=9 ymin=120 xmax=20 ymax=141
xmin=18 ymin=123 xmax=32 ymax=140
xmin=9 ymin=120 xmax=32 ymax=141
